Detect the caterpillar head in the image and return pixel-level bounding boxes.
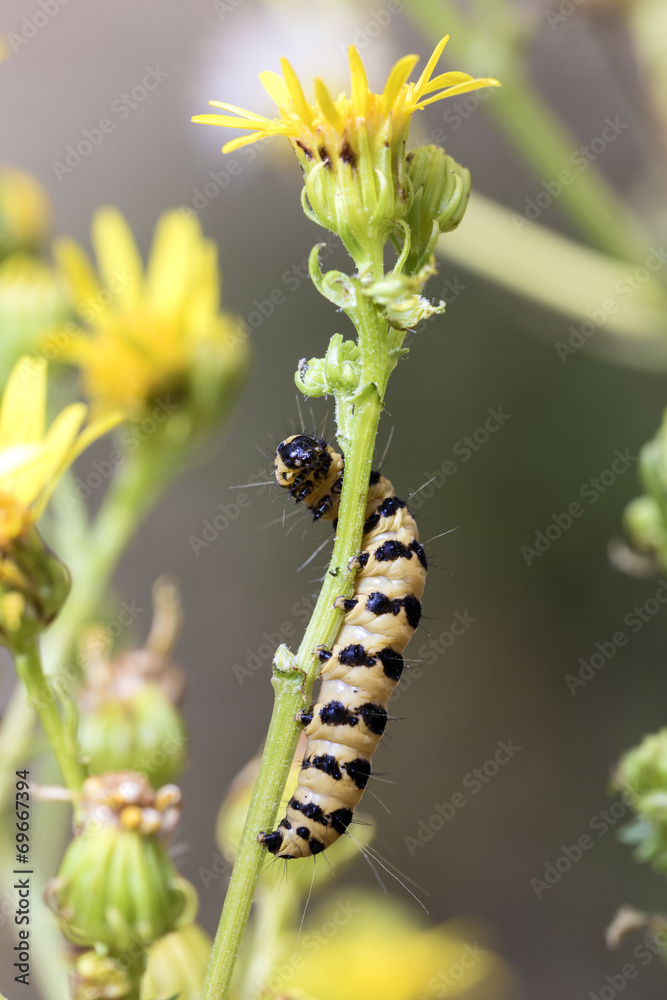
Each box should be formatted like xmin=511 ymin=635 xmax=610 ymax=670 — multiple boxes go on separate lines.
xmin=274 ymin=435 xmax=344 ymax=521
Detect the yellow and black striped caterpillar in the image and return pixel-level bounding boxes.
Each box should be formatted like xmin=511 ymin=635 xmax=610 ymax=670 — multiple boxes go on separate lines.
xmin=259 ymin=434 xmax=427 ymax=858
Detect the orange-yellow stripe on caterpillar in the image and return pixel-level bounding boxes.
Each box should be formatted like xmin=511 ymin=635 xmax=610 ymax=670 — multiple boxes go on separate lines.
xmin=260 ymin=436 xmax=426 ymax=858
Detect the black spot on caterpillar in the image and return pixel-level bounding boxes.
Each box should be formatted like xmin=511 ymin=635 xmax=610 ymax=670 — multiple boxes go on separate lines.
xmin=259 ymin=434 xmax=427 ymax=858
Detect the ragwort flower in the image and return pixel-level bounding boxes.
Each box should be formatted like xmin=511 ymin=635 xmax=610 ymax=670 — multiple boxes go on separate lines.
xmin=54 ymin=207 xmax=249 ymax=435
xmin=0 ymin=355 xmax=120 ymax=639
xmin=193 ymin=37 xmax=499 ymax=265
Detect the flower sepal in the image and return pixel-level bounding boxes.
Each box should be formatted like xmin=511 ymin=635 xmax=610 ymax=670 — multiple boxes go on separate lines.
xmin=0 ymin=517 xmax=71 ymax=647
xmin=308 ymin=244 xmax=358 ymax=311
xmin=361 ymin=262 xmax=445 ymax=331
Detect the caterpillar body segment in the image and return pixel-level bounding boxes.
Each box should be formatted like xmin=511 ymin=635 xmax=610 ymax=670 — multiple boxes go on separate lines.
xmin=259 ymin=436 xmax=427 ymax=859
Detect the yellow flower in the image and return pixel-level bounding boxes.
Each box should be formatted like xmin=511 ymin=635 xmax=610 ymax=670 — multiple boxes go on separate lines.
xmin=54 ymin=207 xmax=249 ymax=423
xmin=193 ymin=38 xmax=499 ymax=263
xmin=270 ymin=894 xmax=514 ymax=1000
xmin=0 ymin=168 xmax=53 ymax=260
xmin=194 ymin=36 xmax=497 ymax=155
xmin=0 ymin=355 xmax=121 ymax=547
xmin=141 ymin=923 xmax=212 ymax=1000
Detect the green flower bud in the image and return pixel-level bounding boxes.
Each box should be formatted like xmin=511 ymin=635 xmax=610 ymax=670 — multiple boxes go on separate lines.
xmin=46 ymin=773 xmax=187 ymax=954
xmin=78 ymin=685 xmax=187 ymax=789
xmin=0 ymin=520 xmax=71 ymax=647
xmin=403 ymin=146 xmax=471 ymax=274
xmin=623 ymin=496 xmax=667 ymax=557
xmin=615 ymin=730 xmax=667 ymax=796
xmin=141 ymin=923 xmax=212 ymax=1000
xmin=78 ymin=581 xmax=188 ymax=787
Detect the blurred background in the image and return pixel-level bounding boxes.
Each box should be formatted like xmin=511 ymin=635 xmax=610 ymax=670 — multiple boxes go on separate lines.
xmin=2 ymin=0 xmax=667 ymax=997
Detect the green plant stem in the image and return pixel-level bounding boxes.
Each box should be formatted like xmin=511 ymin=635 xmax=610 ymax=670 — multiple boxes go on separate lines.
xmin=201 ymin=288 xmax=389 ymax=1000
xmin=13 ymin=639 xmax=85 ymax=792
xmin=405 ymin=0 xmax=653 ymax=265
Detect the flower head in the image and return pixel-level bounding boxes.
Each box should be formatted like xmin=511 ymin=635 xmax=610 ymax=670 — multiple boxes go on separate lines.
xmin=193 ymin=38 xmax=499 ymax=264
xmin=0 ymin=355 xmax=120 ymax=548
xmin=54 ymin=208 xmax=249 ymax=432
xmin=0 ymin=355 xmax=121 ymax=640
xmin=46 ymin=773 xmax=188 ymax=953
xmin=274 ymin=894 xmax=513 ymax=1000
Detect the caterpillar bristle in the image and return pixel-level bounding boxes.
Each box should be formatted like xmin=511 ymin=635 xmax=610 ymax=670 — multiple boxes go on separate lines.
xmin=263 ymin=434 xmax=427 ymax=860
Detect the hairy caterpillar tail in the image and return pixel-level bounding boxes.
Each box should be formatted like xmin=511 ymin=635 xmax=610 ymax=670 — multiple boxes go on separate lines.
xmin=259 ymin=434 xmax=427 ymax=858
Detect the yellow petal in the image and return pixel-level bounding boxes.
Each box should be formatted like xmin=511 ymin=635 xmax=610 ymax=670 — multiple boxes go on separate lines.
xmin=314 ymin=79 xmax=344 ymax=130
xmin=412 ymin=35 xmax=450 ymax=99
xmin=222 ymin=131 xmax=268 ymax=153
xmin=416 ymin=77 xmax=500 ymax=108
xmin=0 ymin=356 xmax=46 ymax=448
xmin=348 ymin=46 xmax=369 ymax=117
xmin=91 ymin=207 xmax=143 ymax=310
xmin=280 ymin=57 xmax=315 ymax=128
xmin=53 ymin=236 xmax=102 ymax=313
xmin=0 ymin=443 xmax=44 ymax=495
xmin=34 ymin=408 xmax=124 ymax=516
xmin=380 ymin=54 xmax=419 ymax=115
xmin=259 ymin=70 xmax=291 ymax=108
xmin=208 ymin=100 xmax=268 ymax=121
xmin=145 ymin=211 xmax=199 ymax=317
xmin=67 ymin=410 xmax=125 ymax=464
xmin=192 ymin=113 xmax=274 ymax=130
xmin=419 ymin=70 xmax=475 ymax=96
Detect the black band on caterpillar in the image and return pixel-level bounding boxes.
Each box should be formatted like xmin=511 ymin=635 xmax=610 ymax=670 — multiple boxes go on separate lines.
xmin=259 ymin=435 xmax=427 ymax=858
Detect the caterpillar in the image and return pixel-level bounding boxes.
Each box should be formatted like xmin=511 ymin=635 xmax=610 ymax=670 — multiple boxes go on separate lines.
xmin=259 ymin=434 xmax=427 ymax=858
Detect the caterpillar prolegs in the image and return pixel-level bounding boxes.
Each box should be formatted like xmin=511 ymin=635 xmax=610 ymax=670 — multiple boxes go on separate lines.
xmin=259 ymin=434 xmax=427 ymax=859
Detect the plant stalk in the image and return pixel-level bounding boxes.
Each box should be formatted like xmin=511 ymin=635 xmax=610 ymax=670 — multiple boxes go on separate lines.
xmin=201 ymin=289 xmax=389 ymax=999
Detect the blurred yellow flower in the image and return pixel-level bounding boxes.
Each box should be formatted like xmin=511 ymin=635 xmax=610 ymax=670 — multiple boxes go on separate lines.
xmin=141 ymin=923 xmax=212 ymax=1000
xmin=0 ymin=168 xmax=53 ymax=260
xmin=54 ymin=207 xmax=249 ymax=423
xmin=0 ymin=355 xmax=121 ymax=547
xmin=269 ymin=895 xmax=513 ymax=1000
xmin=194 ymin=36 xmax=498 ymax=157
